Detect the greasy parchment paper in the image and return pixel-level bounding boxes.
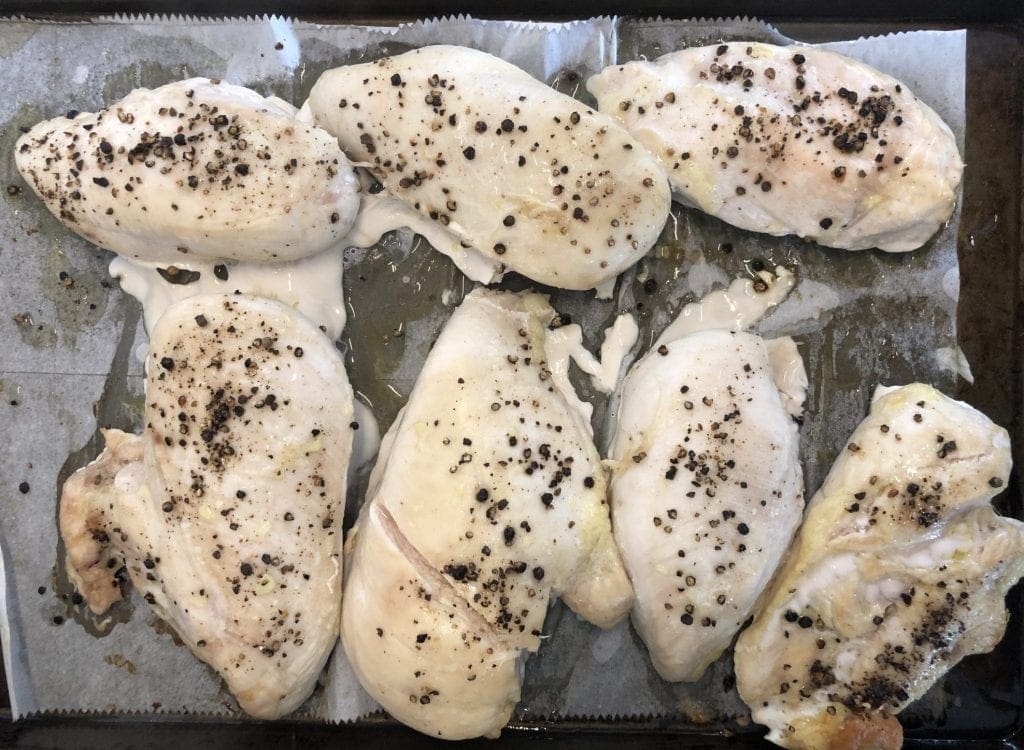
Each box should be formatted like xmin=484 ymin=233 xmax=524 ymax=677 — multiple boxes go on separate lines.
xmin=0 ymin=13 xmax=965 ymax=730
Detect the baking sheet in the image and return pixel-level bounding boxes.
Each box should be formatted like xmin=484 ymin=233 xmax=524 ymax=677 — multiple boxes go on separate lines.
xmin=0 ymin=12 xmax=968 ymax=732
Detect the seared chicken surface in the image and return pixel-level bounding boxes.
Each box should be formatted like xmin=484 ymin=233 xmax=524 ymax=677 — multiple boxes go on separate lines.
xmin=342 ymin=288 xmax=633 ymax=739
xmin=306 ymin=45 xmax=671 ymax=290
xmin=735 ymin=384 xmax=1022 ymax=750
xmin=16 ymin=78 xmax=360 ymax=263
xmin=609 ymin=269 xmax=805 ymax=682
xmin=587 ymin=44 xmax=962 ymax=251
xmin=60 ymin=294 xmax=354 ymax=718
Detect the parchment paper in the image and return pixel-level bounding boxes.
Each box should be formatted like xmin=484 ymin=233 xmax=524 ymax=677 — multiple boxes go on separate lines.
xmin=0 ymin=13 xmax=965 ymax=729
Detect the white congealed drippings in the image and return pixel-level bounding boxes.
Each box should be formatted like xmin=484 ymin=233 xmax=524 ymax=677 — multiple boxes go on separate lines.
xmin=934 ymin=345 xmax=975 ymax=384
xmin=110 ymin=248 xmax=347 ymax=340
xmin=593 ymin=277 xmax=618 ymax=300
xmin=766 ymin=337 xmax=809 ymax=419
xmin=608 ymin=267 xmax=805 ymax=683
xmin=594 ymin=314 xmax=641 ymax=392
xmin=341 ymin=288 xmax=633 ymax=740
xmin=306 ymin=45 xmax=671 ymax=291
xmin=545 ymin=313 xmax=640 ymax=425
xmin=16 ymin=78 xmax=360 ymax=263
xmin=58 ymin=294 xmax=355 ymax=719
xmin=871 ymin=383 xmax=902 ymax=403
xmin=346 ymin=192 xmax=502 ymax=284
xmin=653 ymin=265 xmax=795 ymax=348
xmin=348 ymin=399 xmax=382 ymax=478
xmin=587 ymin=44 xmax=963 ymax=252
xmin=735 ymin=383 xmax=1023 ymax=750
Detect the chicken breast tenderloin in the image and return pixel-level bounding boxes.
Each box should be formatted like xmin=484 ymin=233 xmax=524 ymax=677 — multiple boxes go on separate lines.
xmin=735 ymin=384 xmax=1022 ymax=750
xmin=59 ymin=294 xmax=354 ymax=718
xmin=306 ymin=45 xmax=671 ymax=291
xmin=587 ymin=44 xmax=962 ymax=252
xmin=342 ymin=288 xmax=633 ymax=739
xmin=16 ymin=78 xmax=360 ymax=263
xmin=609 ymin=268 xmax=805 ymax=682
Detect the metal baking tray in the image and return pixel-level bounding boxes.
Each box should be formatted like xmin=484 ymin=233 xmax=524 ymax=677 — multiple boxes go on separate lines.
xmin=0 ymin=2 xmax=1021 ymax=747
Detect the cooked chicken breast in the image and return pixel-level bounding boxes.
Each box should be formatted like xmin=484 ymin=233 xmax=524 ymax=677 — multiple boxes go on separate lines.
xmin=306 ymin=45 xmax=671 ymax=291
xmin=59 ymin=293 xmax=354 ymax=719
xmin=609 ymin=268 xmax=805 ymax=682
xmin=16 ymin=78 xmax=360 ymax=263
xmin=587 ymin=44 xmax=962 ymax=252
xmin=735 ymin=383 xmax=1021 ymax=750
xmin=342 ymin=288 xmax=633 ymax=739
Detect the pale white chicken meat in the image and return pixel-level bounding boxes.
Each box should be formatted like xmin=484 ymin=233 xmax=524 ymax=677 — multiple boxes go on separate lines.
xmin=587 ymin=44 xmax=962 ymax=252
xmin=342 ymin=288 xmax=633 ymax=739
xmin=735 ymin=383 xmax=1022 ymax=750
xmin=16 ymin=78 xmax=360 ymax=263
xmin=609 ymin=268 xmax=805 ymax=682
xmin=306 ymin=45 xmax=671 ymax=291
xmin=59 ymin=293 xmax=355 ymax=719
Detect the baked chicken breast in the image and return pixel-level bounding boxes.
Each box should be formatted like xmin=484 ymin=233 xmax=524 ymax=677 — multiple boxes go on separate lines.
xmin=60 ymin=293 xmax=354 ymax=718
xmin=588 ymin=44 xmax=962 ymax=252
xmin=306 ymin=45 xmax=671 ymax=291
xmin=609 ymin=268 xmax=805 ymax=682
xmin=735 ymin=383 xmax=1022 ymax=749
xmin=16 ymin=78 xmax=360 ymax=263
xmin=341 ymin=288 xmax=633 ymax=738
